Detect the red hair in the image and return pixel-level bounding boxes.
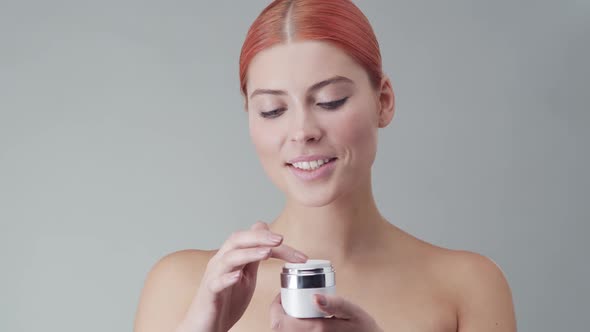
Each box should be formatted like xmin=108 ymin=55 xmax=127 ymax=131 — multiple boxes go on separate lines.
xmin=239 ymin=0 xmax=383 ymax=98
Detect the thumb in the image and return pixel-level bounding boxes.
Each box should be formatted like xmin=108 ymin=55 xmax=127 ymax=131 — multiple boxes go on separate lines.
xmin=313 ymin=294 xmax=361 ymax=320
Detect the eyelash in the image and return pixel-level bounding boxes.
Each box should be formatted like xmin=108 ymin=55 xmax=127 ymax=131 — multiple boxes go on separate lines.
xmin=260 ymin=97 xmax=349 ymax=119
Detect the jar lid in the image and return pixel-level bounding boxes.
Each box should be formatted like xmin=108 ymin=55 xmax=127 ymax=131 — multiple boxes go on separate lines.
xmin=281 ymin=259 xmax=335 ymax=289
xmin=284 ymin=259 xmax=332 ymax=270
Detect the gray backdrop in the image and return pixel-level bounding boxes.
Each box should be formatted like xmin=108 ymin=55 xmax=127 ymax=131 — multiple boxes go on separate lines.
xmin=1 ymin=0 xmax=588 ymax=331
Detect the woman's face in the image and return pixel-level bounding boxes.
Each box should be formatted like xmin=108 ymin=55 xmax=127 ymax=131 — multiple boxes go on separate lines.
xmin=245 ymin=40 xmax=389 ymax=207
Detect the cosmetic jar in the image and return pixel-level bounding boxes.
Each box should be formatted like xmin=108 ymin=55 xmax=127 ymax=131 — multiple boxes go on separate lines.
xmin=280 ymin=259 xmax=336 ymax=318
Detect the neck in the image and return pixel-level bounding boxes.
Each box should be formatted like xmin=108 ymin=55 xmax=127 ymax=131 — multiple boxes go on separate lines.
xmin=269 ymin=176 xmax=390 ymax=268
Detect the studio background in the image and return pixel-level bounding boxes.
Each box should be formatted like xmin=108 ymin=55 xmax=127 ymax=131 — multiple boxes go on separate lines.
xmin=1 ymin=0 xmax=588 ymax=331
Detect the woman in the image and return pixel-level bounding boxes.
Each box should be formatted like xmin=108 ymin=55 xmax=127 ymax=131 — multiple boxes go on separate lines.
xmin=134 ymin=0 xmax=516 ymax=331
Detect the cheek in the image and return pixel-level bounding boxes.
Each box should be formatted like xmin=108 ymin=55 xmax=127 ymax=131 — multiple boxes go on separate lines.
xmin=332 ymin=107 xmax=378 ymax=157
xmin=249 ymin=119 xmax=281 ymax=160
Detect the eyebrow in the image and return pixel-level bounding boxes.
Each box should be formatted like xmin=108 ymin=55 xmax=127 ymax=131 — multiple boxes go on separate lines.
xmin=249 ymin=75 xmax=354 ymax=99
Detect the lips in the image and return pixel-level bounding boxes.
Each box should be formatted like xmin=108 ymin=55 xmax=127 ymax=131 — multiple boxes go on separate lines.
xmin=286 ymin=155 xmax=337 ymax=165
xmin=287 ymin=154 xmax=334 ymax=164
xmin=286 ymin=157 xmax=337 ymax=170
xmin=286 ymin=157 xmax=338 ymax=181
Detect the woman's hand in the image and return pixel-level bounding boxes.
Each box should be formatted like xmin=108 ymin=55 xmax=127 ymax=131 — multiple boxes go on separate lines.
xmin=177 ymin=221 xmax=308 ymax=332
xmin=269 ymin=293 xmax=384 ymax=332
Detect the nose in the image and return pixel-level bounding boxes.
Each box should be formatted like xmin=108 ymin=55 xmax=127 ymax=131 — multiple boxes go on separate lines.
xmin=289 ymin=106 xmax=322 ymax=144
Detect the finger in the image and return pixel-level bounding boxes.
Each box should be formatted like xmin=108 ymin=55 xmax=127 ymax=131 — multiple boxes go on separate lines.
xmin=269 ymin=293 xmax=285 ymax=329
xmin=207 ymin=270 xmax=242 ymax=294
xmin=269 ymin=243 xmax=308 ymax=263
xmin=251 ymin=220 xmax=269 ymax=231
xmin=313 ymin=294 xmax=362 ymax=320
xmin=217 ymin=247 xmax=273 ymax=274
xmin=242 ymin=221 xmax=271 ymax=277
xmin=254 ymin=221 xmax=308 ymax=263
xmin=270 ymin=293 xmax=330 ymax=331
xmin=218 ymin=227 xmax=283 ymax=254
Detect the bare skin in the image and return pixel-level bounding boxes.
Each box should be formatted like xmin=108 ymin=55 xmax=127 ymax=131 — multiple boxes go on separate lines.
xmin=232 ymin=221 xmax=458 ymax=331
xmin=134 ymin=220 xmax=515 ymax=331
xmin=134 ymin=40 xmax=516 ymax=331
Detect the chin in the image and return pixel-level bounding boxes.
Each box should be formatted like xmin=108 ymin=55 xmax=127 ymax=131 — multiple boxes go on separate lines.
xmin=293 ymin=195 xmax=334 ymax=207
xmin=287 ymin=185 xmax=344 ymax=207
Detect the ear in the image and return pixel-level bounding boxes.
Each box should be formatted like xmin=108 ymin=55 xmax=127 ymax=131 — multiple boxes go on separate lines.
xmin=242 ymin=93 xmax=249 ymax=113
xmin=376 ymin=75 xmax=395 ymax=128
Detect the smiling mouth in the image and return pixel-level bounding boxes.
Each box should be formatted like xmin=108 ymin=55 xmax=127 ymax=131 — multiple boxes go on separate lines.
xmin=286 ymin=157 xmax=338 ymax=171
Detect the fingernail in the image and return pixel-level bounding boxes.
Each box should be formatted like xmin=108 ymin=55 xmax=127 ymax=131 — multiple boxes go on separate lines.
xmin=294 ymin=251 xmax=308 ymax=262
xmin=257 ymin=247 xmax=271 ymax=256
xmin=315 ymin=294 xmax=327 ymax=306
xmin=232 ymin=270 xmax=242 ymax=280
xmin=270 ymin=319 xmax=280 ymax=329
xmin=269 ymin=233 xmax=283 ymax=244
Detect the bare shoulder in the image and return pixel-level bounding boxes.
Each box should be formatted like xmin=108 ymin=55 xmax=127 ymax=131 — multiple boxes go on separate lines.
xmin=391 ymin=227 xmax=516 ymax=331
xmin=428 ymin=245 xmax=517 ymax=331
xmin=133 ymin=249 xmax=217 ymax=332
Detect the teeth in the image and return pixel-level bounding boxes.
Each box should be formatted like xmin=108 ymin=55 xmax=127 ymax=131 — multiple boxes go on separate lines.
xmin=291 ymin=158 xmax=332 ymax=170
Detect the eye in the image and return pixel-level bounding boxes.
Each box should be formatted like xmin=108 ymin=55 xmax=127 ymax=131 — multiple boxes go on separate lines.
xmin=317 ymin=97 xmax=349 ymax=110
xmin=260 ymin=108 xmax=286 ymax=119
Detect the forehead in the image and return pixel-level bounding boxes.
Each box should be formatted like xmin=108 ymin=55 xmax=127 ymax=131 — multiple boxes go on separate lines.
xmin=246 ymin=40 xmax=367 ymax=94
